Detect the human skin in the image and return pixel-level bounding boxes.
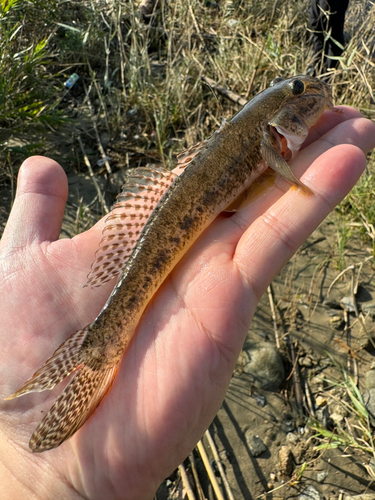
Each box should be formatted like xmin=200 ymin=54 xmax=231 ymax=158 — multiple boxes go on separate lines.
xmin=0 ymin=106 xmax=374 ymax=500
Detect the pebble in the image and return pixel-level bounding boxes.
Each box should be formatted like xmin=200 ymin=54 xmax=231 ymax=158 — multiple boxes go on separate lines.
xmin=245 ymin=431 xmax=267 ymax=457
xmin=299 ymin=485 xmax=322 ymax=500
xmin=242 ymin=343 xmax=285 ymax=390
xmin=253 ymin=395 xmax=266 ymax=407
xmin=315 ymin=396 xmax=327 ymax=407
xmin=299 ymin=355 xmax=314 ymax=367
xmin=286 ymin=432 xmax=299 ymax=444
xmin=340 ymin=296 xmax=356 ymax=313
xmin=330 ymin=412 xmax=345 ymax=425
xmin=277 ymin=445 xmax=293 ymax=477
xmin=316 ymin=470 xmax=329 ymax=482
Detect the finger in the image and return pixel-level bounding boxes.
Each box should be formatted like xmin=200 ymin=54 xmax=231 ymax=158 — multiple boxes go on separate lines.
xmin=305 ymin=105 xmax=364 ymax=147
xmin=233 ymin=144 xmax=366 ymax=299
xmin=1 ymin=156 xmax=68 ymax=249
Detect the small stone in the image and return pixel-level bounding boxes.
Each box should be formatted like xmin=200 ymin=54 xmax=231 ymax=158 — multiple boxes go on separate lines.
xmin=317 ymin=470 xmax=329 ymax=482
xmin=286 ymin=432 xmax=299 ymax=444
xmin=329 ymin=313 xmax=345 ymax=329
xmin=278 ymin=445 xmax=294 ymax=477
xmin=245 ymin=431 xmax=267 ymax=457
xmin=242 ymin=343 xmax=285 ymax=390
xmin=315 ymin=396 xmax=327 ymax=407
xmin=340 ymin=296 xmax=356 ymax=313
xmin=299 ymin=485 xmax=322 ymax=500
xmin=253 ymin=395 xmax=266 ymax=407
xmin=330 ymin=412 xmax=344 ymax=425
xmin=281 ymin=418 xmax=295 ymax=433
xmin=365 ymin=369 xmax=375 ymax=389
xmin=269 ymin=472 xmax=276 ymax=481
xmin=299 ymin=355 xmax=314 ymax=367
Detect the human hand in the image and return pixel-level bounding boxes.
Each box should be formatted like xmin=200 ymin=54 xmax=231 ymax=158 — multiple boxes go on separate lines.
xmin=0 ymin=107 xmax=374 ymax=500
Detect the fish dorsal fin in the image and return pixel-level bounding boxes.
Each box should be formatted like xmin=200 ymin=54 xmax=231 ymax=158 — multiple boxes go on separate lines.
xmin=85 ymin=165 xmax=177 ymax=288
xmin=176 ymin=139 xmax=209 ymax=172
xmin=175 ymin=119 xmax=228 ymax=174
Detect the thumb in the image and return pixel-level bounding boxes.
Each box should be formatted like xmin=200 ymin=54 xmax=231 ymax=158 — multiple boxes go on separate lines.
xmin=1 ymin=156 xmax=68 ymax=250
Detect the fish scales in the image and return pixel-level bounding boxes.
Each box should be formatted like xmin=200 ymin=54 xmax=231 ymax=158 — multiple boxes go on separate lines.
xmin=6 ymin=75 xmax=335 ymax=451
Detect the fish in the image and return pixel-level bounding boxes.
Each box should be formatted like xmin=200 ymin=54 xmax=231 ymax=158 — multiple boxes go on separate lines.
xmin=6 ymin=75 xmax=336 ymax=452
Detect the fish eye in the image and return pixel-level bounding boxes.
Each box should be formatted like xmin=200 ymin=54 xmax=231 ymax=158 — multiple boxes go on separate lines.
xmin=289 ymin=79 xmax=304 ymax=95
xmin=270 ymin=77 xmax=284 ymax=87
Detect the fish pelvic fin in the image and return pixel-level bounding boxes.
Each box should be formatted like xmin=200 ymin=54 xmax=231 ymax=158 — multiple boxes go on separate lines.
xmin=30 ymin=362 xmax=118 ymax=452
xmin=5 ymin=327 xmax=89 ymax=399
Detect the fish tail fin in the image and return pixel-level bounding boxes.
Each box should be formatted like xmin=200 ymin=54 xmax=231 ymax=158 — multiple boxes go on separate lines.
xmin=5 ymin=326 xmax=89 ymax=399
xmin=6 ymin=324 xmax=119 ymax=452
xmin=30 ymin=362 xmax=118 ymax=452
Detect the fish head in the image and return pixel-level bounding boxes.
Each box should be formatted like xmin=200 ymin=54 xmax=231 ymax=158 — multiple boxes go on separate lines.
xmin=268 ymin=76 xmax=335 ymax=159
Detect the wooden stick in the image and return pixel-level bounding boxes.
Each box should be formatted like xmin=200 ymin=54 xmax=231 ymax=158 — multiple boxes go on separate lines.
xmin=202 ymin=75 xmax=247 ymax=106
xmin=178 ymin=463 xmax=196 ymax=500
xmin=197 ymin=439 xmax=225 ymax=500
xmin=205 ymin=429 xmax=235 ymax=500
xmin=267 ymin=284 xmax=280 ymax=349
xmin=189 ymin=452 xmax=206 ymax=500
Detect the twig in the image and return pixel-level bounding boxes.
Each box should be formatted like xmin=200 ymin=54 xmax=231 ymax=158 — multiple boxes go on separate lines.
xmin=77 ymin=136 xmax=109 ymax=214
xmin=327 ymin=256 xmax=373 ymax=296
xmin=197 ymin=439 xmax=225 ymax=500
xmin=189 ymin=452 xmax=206 ymax=500
xmin=205 ymin=429 xmax=235 ymax=500
xmin=304 ymin=379 xmax=315 ymax=418
xmin=202 ymin=76 xmax=247 ymax=106
xmin=287 ymin=337 xmax=304 ymax=413
xmin=178 ymin=463 xmax=196 ymax=500
xmin=82 ymin=80 xmax=112 ymax=175
xmin=267 ymin=284 xmax=280 ymax=349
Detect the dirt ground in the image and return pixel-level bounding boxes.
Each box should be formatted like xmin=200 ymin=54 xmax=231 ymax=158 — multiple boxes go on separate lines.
xmin=2 ymin=168 xmax=375 ymax=500
xmin=153 ymin=198 xmax=375 ymax=498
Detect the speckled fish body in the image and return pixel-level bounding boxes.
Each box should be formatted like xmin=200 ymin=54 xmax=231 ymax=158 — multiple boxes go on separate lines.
xmin=7 ymin=76 xmax=334 ymax=451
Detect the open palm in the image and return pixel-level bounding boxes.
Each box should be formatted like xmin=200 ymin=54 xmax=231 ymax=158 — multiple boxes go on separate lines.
xmin=0 ymin=106 xmax=374 ymax=500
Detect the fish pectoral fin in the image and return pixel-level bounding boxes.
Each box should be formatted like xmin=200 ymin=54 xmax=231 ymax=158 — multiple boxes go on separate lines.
xmin=86 ymin=165 xmax=178 ymax=288
xmin=225 ymin=184 xmax=255 ymax=212
xmin=30 ymin=362 xmax=118 ymax=452
xmin=260 ymin=131 xmax=312 ymax=196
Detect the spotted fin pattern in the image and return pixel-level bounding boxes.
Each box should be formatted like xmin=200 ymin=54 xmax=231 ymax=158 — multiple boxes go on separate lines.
xmin=29 ymin=362 xmax=117 ymax=452
xmin=5 ymin=327 xmax=89 ymax=399
xmin=86 ymin=165 xmax=178 ymax=288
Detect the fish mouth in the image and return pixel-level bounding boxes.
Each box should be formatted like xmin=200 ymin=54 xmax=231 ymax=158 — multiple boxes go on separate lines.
xmin=270 ymin=126 xmax=293 ymax=161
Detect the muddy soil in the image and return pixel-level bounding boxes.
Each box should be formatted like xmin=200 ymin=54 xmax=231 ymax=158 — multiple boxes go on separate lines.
xmin=155 ymin=211 xmax=375 ymax=498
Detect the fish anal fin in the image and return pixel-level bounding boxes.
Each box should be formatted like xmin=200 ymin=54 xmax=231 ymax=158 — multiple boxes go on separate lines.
xmin=30 ymin=363 xmax=118 ymax=452
xmin=5 ymin=327 xmax=89 ymax=399
xmin=86 ymin=165 xmax=178 ymax=288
